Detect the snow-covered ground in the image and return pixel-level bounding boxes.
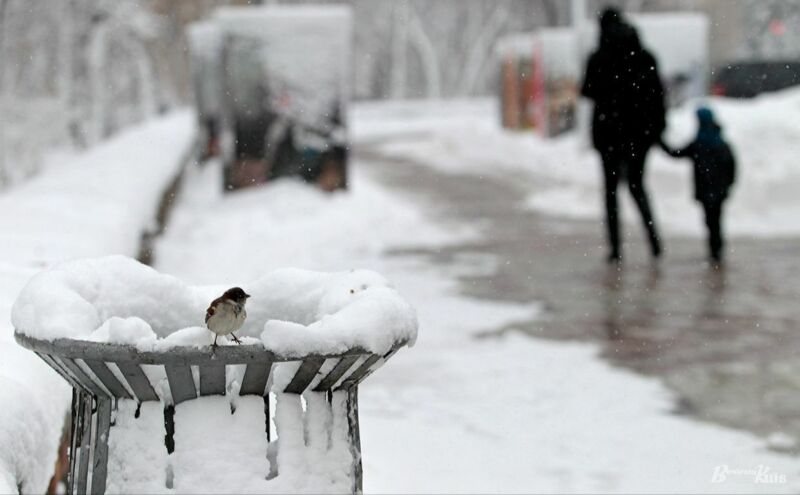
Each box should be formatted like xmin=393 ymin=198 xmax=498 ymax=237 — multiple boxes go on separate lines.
xmin=354 ymin=89 xmax=800 ymax=238
xmin=4 ymin=93 xmax=798 ymax=493
xmin=0 ymin=111 xmax=195 ymax=493
xmin=154 ymin=146 xmax=799 ymax=492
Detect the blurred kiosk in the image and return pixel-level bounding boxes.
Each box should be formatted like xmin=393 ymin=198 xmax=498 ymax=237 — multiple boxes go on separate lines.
xmin=496 ymin=12 xmax=709 ymax=137
xmin=188 ymin=6 xmax=352 ymax=192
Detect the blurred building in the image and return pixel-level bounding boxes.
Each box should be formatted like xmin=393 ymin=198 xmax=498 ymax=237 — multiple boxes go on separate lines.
xmin=587 ymin=0 xmax=800 ymax=67
xmin=1 ymin=0 xmax=796 ymax=188
xmin=497 ymin=12 xmax=710 ymax=136
xmin=182 ymin=0 xmax=799 ymax=100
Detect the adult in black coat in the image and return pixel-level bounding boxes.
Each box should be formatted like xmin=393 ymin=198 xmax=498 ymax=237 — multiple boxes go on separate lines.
xmin=660 ymin=107 xmax=736 ymax=262
xmin=581 ymin=8 xmax=666 ymax=261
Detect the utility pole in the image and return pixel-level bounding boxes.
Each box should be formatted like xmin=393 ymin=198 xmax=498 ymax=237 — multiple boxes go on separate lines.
xmin=571 ymin=0 xmax=586 ymax=32
xmin=0 ymin=0 xmax=8 ymax=185
xmin=571 ymin=0 xmax=590 ymax=146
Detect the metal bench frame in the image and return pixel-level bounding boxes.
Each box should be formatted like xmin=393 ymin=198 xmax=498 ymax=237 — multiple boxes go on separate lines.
xmin=15 ymin=332 xmax=403 ymax=495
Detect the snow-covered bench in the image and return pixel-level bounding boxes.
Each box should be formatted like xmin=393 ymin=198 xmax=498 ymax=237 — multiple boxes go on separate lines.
xmin=12 ymin=257 xmax=417 ymax=494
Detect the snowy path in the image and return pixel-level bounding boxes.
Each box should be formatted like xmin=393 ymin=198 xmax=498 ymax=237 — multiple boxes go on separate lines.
xmin=153 ymin=147 xmax=798 ymax=493
xmin=362 ymin=145 xmax=800 ymax=452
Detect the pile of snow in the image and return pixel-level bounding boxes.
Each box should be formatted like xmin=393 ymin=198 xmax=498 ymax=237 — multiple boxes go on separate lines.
xmin=154 ymin=160 xmax=469 ymax=284
xmin=361 ymin=90 xmax=800 ymax=238
xmin=529 ymin=88 xmax=800 ymax=237
xmin=12 ymin=256 xmax=417 ymax=357
xmin=0 ymin=111 xmax=195 ymax=493
xmin=0 ymin=110 xmax=196 ymax=266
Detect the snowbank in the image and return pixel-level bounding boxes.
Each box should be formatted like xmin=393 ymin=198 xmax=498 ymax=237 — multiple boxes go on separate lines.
xmin=154 ymin=162 xmax=471 ymax=284
xmin=529 ymin=88 xmax=800 ymax=237
xmin=12 ymin=256 xmax=417 ymax=357
xmin=360 ymin=90 xmax=800 ymax=237
xmin=0 ymin=111 xmax=195 ymax=493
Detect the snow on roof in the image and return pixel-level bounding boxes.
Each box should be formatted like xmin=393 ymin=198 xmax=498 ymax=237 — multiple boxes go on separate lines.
xmin=496 ymin=12 xmax=708 ymax=78
xmin=12 ymin=256 xmax=417 ymax=357
xmin=628 ymin=13 xmax=709 ymax=76
xmin=186 ymin=20 xmax=222 ymax=55
xmin=213 ymin=4 xmax=352 ymax=24
xmin=211 ymin=4 xmax=352 ymax=127
xmin=494 ymin=32 xmax=536 ymax=59
xmin=494 ymin=28 xmax=580 ymax=79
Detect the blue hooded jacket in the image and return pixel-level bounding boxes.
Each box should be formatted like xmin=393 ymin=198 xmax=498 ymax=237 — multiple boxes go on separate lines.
xmin=662 ymin=107 xmax=736 ymax=203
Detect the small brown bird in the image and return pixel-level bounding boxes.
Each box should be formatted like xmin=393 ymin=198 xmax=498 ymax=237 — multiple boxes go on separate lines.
xmin=206 ymin=287 xmax=250 ymax=348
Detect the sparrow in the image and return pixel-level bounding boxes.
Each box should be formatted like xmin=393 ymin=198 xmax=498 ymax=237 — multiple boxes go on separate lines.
xmin=205 ymin=287 xmax=250 ymax=348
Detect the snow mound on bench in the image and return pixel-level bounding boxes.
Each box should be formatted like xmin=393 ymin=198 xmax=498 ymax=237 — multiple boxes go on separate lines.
xmin=12 ymin=256 xmax=417 ymax=355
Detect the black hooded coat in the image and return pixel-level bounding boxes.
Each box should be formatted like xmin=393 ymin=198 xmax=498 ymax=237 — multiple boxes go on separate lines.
xmin=581 ymin=21 xmax=666 ymax=156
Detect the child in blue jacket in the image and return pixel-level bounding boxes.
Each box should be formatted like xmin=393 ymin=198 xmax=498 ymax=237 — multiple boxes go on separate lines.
xmin=660 ymin=107 xmax=736 ymax=262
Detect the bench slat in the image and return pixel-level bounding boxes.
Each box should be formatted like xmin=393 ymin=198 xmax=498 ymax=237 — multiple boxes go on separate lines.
xmin=37 ymin=353 xmax=82 ymax=390
xmin=336 ymin=355 xmax=380 ymax=390
xmin=240 ymin=360 xmax=273 ymax=396
xmin=199 ymin=364 xmax=226 ymax=396
xmin=84 ymin=359 xmax=132 ymax=399
xmin=284 ymin=357 xmax=325 ymax=394
xmin=58 ymin=357 xmax=108 ymax=397
xmin=313 ymin=356 xmax=360 ymax=392
xmin=116 ymin=362 xmax=159 ymax=402
xmin=166 ymin=364 xmax=197 ymax=404
xmin=355 ymin=348 xmax=399 ymax=385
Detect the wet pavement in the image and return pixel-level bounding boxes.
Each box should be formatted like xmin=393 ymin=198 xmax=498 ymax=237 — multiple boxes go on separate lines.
xmin=356 ymin=143 xmax=800 ymax=454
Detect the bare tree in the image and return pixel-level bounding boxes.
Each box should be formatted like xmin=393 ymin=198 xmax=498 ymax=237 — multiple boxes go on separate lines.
xmin=458 ymin=2 xmax=513 ymax=96
xmin=0 ymin=0 xmax=186 ymax=187
xmin=0 ymin=0 xmax=8 ymax=184
xmin=407 ymin=6 xmax=441 ymax=98
xmin=347 ymin=0 xmax=572 ymax=99
xmin=390 ymin=1 xmax=410 ymax=98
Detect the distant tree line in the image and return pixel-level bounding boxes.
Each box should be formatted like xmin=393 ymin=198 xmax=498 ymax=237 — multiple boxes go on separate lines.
xmin=0 ymin=0 xmax=191 ymax=186
xmin=1 ymin=0 xmax=789 ymax=187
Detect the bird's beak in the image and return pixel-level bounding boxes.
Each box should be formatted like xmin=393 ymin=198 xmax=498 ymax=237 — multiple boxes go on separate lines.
xmin=245 ymin=293 xmax=251 ymax=298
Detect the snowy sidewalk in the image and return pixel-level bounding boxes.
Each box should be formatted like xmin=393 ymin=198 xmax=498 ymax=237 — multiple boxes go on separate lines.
xmin=357 ymin=146 xmax=800 ymax=493
xmin=0 ymin=111 xmax=195 ymax=493
xmin=354 ymin=90 xmax=800 ymax=238
xmin=154 ymin=138 xmax=799 ymax=492
xmin=354 ymin=96 xmax=800 ymax=455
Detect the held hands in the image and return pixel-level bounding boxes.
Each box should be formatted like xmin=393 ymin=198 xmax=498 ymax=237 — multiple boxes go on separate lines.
xmin=657 ymin=137 xmax=673 ymax=155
